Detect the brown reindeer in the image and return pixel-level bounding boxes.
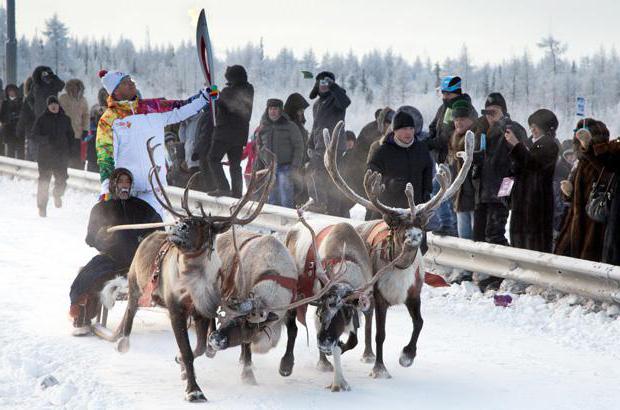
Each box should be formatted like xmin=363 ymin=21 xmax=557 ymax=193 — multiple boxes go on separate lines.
xmin=207 ymin=227 xmax=347 ymax=386
xmin=107 ymin=138 xmax=275 ymax=402
xmin=281 ymin=209 xmax=411 ymax=391
xmin=324 ymin=121 xmax=474 ymax=378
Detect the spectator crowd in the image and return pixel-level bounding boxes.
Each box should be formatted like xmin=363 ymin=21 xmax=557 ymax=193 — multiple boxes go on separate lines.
xmin=1 ymin=66 xmax=618 ymax=287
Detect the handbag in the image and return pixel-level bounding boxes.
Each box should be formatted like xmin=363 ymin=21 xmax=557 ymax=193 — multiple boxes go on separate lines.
xmin=586 ymin=167 xmax=615 ymax=223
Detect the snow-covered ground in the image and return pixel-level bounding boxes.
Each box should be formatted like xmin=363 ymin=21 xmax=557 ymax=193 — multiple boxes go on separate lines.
xmin=2 ymin=174 xmax=620 ymax=410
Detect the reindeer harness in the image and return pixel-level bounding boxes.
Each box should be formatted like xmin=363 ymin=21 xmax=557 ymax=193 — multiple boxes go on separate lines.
xmin=220 ymin=233 xmax=298 ymax=303
xmin=137 ymin=240 xmax=215 ymax=309
xmin=364 ymin=221 xmax=449 ymax=288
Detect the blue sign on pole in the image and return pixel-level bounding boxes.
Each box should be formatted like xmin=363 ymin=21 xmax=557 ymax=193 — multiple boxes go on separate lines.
xmin=576 ymin=97 xmax=586 ymax=117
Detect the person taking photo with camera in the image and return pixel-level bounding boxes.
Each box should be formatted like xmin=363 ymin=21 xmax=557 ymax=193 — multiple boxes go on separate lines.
xmin=472 ymin=92 xmax=526 ymax=291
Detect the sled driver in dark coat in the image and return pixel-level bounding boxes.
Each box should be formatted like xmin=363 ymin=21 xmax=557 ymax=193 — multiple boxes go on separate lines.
xmin=68 ymin=168 xmax=162 ymax=335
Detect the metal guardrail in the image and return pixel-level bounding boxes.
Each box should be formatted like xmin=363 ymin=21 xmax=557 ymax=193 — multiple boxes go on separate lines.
xmin=2 ymin=156 xmax=619 ymax=303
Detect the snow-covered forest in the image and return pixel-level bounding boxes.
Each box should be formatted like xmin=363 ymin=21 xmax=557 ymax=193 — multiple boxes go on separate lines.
xmin=5 ymin=11 xmax=620 ymax=138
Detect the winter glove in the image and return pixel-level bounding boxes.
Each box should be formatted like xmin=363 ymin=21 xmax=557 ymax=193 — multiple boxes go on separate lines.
xmin=200 ymin=85 xmax=219 ymax=102
xmin=560 ymin=180 xmax=573 ymax=198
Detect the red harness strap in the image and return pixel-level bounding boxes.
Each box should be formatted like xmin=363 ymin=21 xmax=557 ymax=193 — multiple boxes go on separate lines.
xmin=365 ymin=221 xmax=449 ymax=288
xmin=256 ymin=272 xmax=298 ymax=302
xmin=138 ymin=241 xmax=174 ymax=308
xmin=296 ymin=225 xmax=340 ymax=325
xmin=299 ymin=225 xmax=334 ymax=299
xmin=366 ymin=221 xmax=392 ymax=259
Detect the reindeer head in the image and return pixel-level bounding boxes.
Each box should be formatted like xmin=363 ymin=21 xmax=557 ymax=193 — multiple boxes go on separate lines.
xmin=323 ymin=121 xmax=475 ymax=258
xmin=208 ymin=303 xmax=280 ymax=351
xmin=313 ymin=237 xmax=415 ymax=355
xmin=314 ymin=281 xmax=360 ymax=354
xmin=146 ymin=137 xmax=276 ymax=258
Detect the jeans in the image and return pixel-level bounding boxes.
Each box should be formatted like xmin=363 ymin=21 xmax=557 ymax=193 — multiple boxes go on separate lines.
xmin=457 ymin=211 xmax=474 ymax=240
xmin=431 ymin=169 xmax=458 ymax=234
xmin=269 ymin=164 xmax=295 ymax=208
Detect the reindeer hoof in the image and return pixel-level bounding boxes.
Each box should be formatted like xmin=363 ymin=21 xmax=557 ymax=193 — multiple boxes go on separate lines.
xmin=361 ymin=352 xmax=376 ymax=363
xmin=370 ymin=364 xmax=392 ymax=379
xmin=116 ymin=337 xmax=130 ymax=353
xmin=279 ymin=357 xmax=294 ymax=377
xmin=185 ymin=390 xmax=207 ymax=402
xmin=241 ymin=367 xmax=258 ymax=385
xmin=399 ymin=349 xmax=416 ymax=368
xmin=327 ymin=380 xmax=351 ymax=392
xmin=316 ymin=358 xmax=334 ymax=372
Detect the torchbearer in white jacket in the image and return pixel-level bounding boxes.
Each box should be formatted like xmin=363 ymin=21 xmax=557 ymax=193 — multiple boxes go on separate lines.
xmin=95 ymin=69 xmax=218 ymax=216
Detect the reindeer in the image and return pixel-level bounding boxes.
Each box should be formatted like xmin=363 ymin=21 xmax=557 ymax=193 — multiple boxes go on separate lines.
xmin=323 ymin=121 xmax=474 ymax=379
xmin=206 ymin=227 xmax=346 ymax=386
xmin=105 ymin=138 xmax=275 ymax=402
xmin=281 ymin=209 xmax=410 ymax=391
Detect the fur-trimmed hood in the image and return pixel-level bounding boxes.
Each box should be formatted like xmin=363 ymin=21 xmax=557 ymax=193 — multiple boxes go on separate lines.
xmin=32 ymin=66 xmax=54 ymax=86
xmin=225 ymin=65 xmax=248 ymax=86
xmin=64 ymin=79 xmax=85 ymax=99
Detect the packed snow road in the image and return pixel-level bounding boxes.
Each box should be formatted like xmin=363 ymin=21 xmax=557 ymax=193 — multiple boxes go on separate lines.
xmin=1 ymin=175 xmax=620 ymax=410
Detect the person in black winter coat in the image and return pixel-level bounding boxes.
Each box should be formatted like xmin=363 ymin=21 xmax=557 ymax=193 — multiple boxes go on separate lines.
xmin=506 ymin=108 xmax=560 ymax=252
xmin=21 ymin=67 xmax=65 ymax=161
xmin=195 ymin=109 xmax=216 ymax=192
xmin=591 ymin=138 xmax=620 ymax=265
xmin=306 ymin=71 xmax=351 ymax=216
xmin=367 ymin=106 xmax=433 ymax=211
xmin=0 ymin=84 xmax=23 ymax=158
xmin=208 ymin=65 xmax=254 ymax=197
xmin=33 ymin=96 xmax=74 ymax=217
xmin=68 ymin=168 xmax=162 ymax=334
xmin=472 ymin=92 xmax=526 ymax=291
xmin=26 ymin=66 xmax=66 ymax=119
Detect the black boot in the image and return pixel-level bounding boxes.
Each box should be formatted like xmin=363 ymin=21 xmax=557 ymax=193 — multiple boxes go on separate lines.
xmin=478 ymin=276 xmax=504 ymax=292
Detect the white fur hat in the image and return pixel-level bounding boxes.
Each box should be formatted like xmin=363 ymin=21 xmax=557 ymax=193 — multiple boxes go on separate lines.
xmin=98 ymin=69 xmax=128 ymax=95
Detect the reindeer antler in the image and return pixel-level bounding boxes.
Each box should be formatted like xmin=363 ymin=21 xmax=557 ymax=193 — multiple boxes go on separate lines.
xmin=344 ymin=230 xmax=418 ymax=304
xmin=412 ymin=164 xmax=451 ymax=220
xmin=323 ymin=121 xmax=380 ymax=213
xmin=147 ymin=167 xmax=185 ymax=218
xmin=210 ymin=149 xmax=276 ymax=226
xmin=296 ymin=208 xmax=330 ymax=285
xmin=442 ymin=129 xmax=475 ymax=200
xmin=181 ymin=171 xmax=203 ymax=217
xmin=146 ymin=137 xmax=196 ymax=219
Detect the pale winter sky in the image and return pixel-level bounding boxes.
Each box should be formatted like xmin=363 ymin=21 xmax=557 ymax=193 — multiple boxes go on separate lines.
xmin=21 ymin=0 xmax=619 ymax=64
